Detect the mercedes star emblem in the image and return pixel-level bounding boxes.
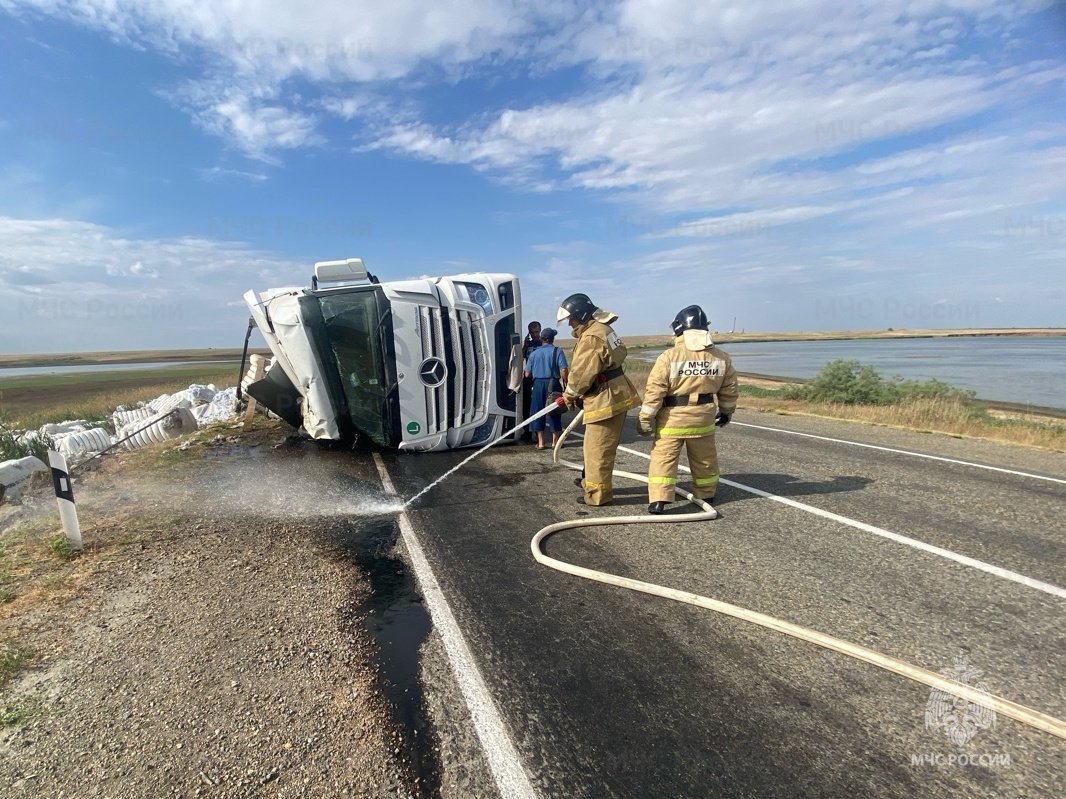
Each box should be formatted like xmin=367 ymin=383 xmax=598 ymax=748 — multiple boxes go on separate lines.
xmin=418 ymin=357 xmax=447 ymax=387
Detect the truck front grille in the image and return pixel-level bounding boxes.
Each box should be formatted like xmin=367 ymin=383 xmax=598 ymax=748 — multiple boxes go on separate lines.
xmin=418 ymin=305 xmax=488 ymax=433
xmin=451 ymin=310 xmax=487 ymax=427
xmin=418 ymin=306 xmax=448 ymax=434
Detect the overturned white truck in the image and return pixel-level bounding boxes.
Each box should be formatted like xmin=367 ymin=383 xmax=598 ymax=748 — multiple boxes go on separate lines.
xmin=242 ymin=258 xmax=523 ymax=451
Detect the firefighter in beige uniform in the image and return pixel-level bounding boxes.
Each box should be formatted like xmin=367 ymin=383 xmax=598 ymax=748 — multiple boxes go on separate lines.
xmin=638 ymin=305 xmax=738 ymax=514
xmin=554 ymin=293 xmax=640 ymax=506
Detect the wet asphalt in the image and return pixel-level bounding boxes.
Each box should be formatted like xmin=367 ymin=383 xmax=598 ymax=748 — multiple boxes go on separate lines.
xmin=376 ymin=410 xmax=1066 ymax=799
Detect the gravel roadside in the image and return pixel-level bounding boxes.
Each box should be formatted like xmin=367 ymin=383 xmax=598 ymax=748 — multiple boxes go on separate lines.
xmin=0 ymin=428 xmax=444 ymax=798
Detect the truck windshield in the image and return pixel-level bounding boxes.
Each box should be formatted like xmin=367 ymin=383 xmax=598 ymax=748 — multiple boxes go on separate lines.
xmin=317 ymin=290 xmax=392 ymax=447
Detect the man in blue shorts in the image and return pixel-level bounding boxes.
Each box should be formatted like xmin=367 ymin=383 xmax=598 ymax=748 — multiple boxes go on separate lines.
xmin=524 ymin=327 xmax=569 ymax=449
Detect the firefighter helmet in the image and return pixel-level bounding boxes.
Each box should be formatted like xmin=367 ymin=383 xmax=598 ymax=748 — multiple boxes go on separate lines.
xmin=670 ymin=305 xmax=708 ymax=336
xmin=556 ymin=293 xmax=598 ymax=324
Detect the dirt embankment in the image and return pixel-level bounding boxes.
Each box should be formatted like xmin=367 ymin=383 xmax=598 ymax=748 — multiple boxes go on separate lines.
xmin=0 ymin=427 xmax=438 ymax=798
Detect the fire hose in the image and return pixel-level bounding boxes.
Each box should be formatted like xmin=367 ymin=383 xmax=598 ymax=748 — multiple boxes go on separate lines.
xmin=533 ymin=406 xmax=1066 ymax=742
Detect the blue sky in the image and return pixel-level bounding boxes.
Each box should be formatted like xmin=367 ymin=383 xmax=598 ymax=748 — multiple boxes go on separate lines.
xmin=1 ymin=0 xmax=1064 ymax=353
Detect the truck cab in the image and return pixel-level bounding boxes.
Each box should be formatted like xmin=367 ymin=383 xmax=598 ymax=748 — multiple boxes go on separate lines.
xmin=243 ymin=258 xmax=522 ymax=450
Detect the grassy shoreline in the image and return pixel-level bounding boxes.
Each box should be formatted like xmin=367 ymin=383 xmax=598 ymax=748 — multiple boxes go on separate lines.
xmin=619 ymin=362 xmax=1066 ymax=452
xmin=733 ymin=390 xmax=1066 ymax=451
xmin=734 ymin=371 xmax=1066 ymax=420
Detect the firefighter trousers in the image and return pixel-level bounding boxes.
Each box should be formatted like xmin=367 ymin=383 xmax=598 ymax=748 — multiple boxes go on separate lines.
xmin=647 ymin=433 xmax=719 ymax=503
xmin=582 ymin=411 xmax=628 ymax=506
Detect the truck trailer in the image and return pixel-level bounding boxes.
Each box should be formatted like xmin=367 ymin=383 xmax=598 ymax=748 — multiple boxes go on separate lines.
xmin=242 ymin=258 xmax=522 ymax=450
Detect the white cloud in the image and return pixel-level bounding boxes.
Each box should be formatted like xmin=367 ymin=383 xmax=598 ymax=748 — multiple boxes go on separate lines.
xmin=655 ymin=206 xmax=847 ymax=239
xmin=197 ymin=166 xmax=269 ymax=183
xmin=352 ymin=0 xmax=1064 ymax=301
xmin=351 ymin=2 xmax=1053 ymax=211
xmin=206 ymin=96 xmax=320 ymax=161
xmin=372 ymin=61 xmax=996 ymax=207
xmin=167 ymin=83 xmax=323 ymax=162
xmin=367 ymin=123 xmax=471 ymax=163
xmin=2 ymin=0 xmax=559 ymax=157
xmin=129 ymin=260 xmax=158 ymax=278
xmin=0 ymin=216 xmax=305 ymax=350
xmin=2 ymin=0 xmax=532 ymax=79
xmin=321 ymin=94 xmax=376 ymax=121
xmin=103 ymin=260 xmax=157 ymax=278
xmin=530 ymin=240 xmax=589 ymax=254
xmin=6 ymin=0 xmax=1057 ymax=187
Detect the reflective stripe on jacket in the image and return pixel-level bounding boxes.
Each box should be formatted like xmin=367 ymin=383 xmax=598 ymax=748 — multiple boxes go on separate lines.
xmin=563 ymin=318 xmax=640 ymax=423
xmin=639 ymin=338 xmax=738 ymax=438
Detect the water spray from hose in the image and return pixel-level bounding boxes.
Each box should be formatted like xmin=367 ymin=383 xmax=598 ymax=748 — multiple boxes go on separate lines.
xmin=402 ymin=403 xmax=559 ymax=509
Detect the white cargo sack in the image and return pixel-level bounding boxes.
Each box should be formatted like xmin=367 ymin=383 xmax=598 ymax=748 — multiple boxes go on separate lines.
xmin=56 ymin=427 xmax=113 ymax=461
xmin=112 ymin=407 xmax=154 ymax=428
xmin=119 ymin=407 xmax=198 ymax=450
xmin=151 ymin=391 xmax=194 ymax=415
xmin=192 ymin=387 xmax=239 ymax=425
xmin=39 ymin=420 xmax=89 ymax=437
xmin=241 ymin=354 xmax=274 ymax=391
xmin=0 ymin=455 xmax=48 ymax=503
xmin=187 ymin=384 xmax=217 ymax=405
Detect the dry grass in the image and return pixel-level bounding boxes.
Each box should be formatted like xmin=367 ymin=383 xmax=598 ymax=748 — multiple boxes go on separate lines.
xmin=624 ymin=368 xmax=651 ymax=396
xmin=739 ymin=393 xmax=1066 ymax=451
xmin=0 ymin=510 xmax=101 ymax=623
xmin=0 ymin=364 xmax=237 ymax=430
xmin=623 ymin=368 xmax=1066 ymax=451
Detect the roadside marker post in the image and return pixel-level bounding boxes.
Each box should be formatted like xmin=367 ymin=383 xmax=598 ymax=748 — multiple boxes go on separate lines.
xmin=47 ymin=449 xmax=83 ymax=551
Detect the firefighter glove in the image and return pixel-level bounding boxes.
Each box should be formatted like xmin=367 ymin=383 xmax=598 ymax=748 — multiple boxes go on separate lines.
xmin=547 ymin=392 xmax=567 ymax=416
xmin=715 ymin=413 xmax=731 ymax=428
xmin=637 ymin=416 xmax=654 ymax=436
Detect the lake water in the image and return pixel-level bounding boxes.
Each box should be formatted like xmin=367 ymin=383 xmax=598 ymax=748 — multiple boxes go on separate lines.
xmin=0 ymin=360 xmax=240 ymax=378
xmin=632 ymin=336 xmax=1066 ymax=410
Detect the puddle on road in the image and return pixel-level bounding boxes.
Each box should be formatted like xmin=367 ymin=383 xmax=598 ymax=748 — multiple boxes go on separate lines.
xmin=328 ymin=515 xmax=439 ymax=798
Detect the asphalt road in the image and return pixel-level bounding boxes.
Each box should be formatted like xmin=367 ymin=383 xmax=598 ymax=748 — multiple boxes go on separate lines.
xmin=378 ymin=410 xmax=1066 ymax=799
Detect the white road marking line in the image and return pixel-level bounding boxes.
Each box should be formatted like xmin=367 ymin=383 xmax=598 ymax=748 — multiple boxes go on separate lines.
xmin=732 ymin=421 xmax=1066 ymax=485
xmin=612 ymin=442 xmax=1066 ymax=600
xmin=372 ymin=453 xmax=537 ymax=799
